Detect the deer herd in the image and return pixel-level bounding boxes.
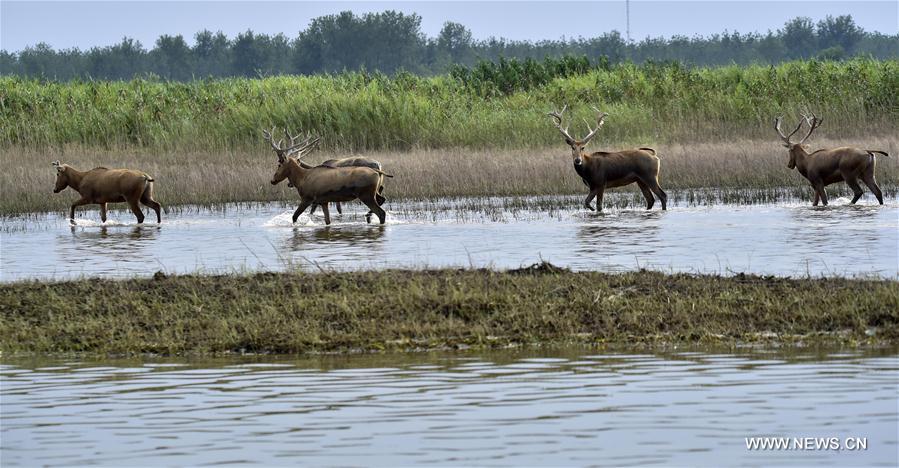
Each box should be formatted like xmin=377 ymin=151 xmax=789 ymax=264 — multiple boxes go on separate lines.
xmin=52 ymin=107 xmax=889 ymax=225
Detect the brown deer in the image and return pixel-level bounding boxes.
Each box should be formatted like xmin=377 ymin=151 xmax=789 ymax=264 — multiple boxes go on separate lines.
xmin=775 ymin=114 xmax=889 ymax=206
xmin=281 ymin=129 xmax=388 ymax=215
xmin=549 ymin=105 xmax=667 ymax=211
xmin=267 ymin=134 xmax=389 ymax=225
xmin=52 ymin=161 xmax=161 ymax=224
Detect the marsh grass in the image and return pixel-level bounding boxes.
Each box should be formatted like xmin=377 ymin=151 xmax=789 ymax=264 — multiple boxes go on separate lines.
xmin=3 ymin=135 xmax=896 ymax=215
xmin=2 ymin=60 xmax=897 ymax=151
xmin=1 ymin=267 xmax=896 ymax=355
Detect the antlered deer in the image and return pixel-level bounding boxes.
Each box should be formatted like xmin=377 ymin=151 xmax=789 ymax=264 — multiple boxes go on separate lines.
xmin=52 ymin=161 xmax=162 ymax=224
xmin=775 ymin=114 xmax=889 ymax=206
xmin=549 ymin=105 xmax=667 ymax=211
xmin=281 ymin=128 xmax=388 ymax=215
xmin=266 ymin=132 xmax=389 ymax=225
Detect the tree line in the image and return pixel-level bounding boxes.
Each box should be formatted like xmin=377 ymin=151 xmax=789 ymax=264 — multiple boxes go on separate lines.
xmin=1 ymin=11 xmax=896 ymax=81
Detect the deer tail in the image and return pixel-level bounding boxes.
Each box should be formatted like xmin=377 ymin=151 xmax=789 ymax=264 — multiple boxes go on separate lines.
xmin=639 ymin=147 xmax=657 ymax=155
xmin=868 ymin=150 xmax=889 ymax=158
xmin=377 ymin=170 xmax=394 ymax=178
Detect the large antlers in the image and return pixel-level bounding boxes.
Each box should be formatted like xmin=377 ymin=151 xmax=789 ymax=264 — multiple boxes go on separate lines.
xmin=797 ymin=113 xmax=822 ymax=145
xmin=548 ymin=105 xmax=576 ymax=142
xmin=774 ymin=113 xmax=823 ymax=146
xmin=581 ymin=106 xmax=607 ymax=144
xmin=263 ymin=126 xmax=320 ymax=161
xmin=548 ymin=105 xmax=607 ymax=144
xmin=262 ymin=127 xmax=285 ymax=153
xmin=284 ymin=128 xmax=320 ymax=159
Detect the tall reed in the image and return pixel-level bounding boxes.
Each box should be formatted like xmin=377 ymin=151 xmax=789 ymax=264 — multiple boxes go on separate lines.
xmin=2 ymin=59 xmax=896 ymax=152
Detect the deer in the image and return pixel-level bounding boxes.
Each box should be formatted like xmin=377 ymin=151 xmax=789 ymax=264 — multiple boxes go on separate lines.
xmin=279 ymin=129 xmax=388 ymax=216
xmin=775 ymin=114 xmax=889 ymax=206
xmin=52 ymin=160 xmax=162 ymax=224
xmin=548 ymin=105 xmax=667 ymax=212
xmin=266 ymin=131 xmax=389 ymax=225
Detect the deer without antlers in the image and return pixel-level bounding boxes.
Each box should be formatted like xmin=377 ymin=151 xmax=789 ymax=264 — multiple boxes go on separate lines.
xmin=549 ymin=105 xmax=667 ymax=212
xmin=52 ymin=161 xmax=161 ymax=224
xmin=775 ymin=114 xmax=889 ymax=206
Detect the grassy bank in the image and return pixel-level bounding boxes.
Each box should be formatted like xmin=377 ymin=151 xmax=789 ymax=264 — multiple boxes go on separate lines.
xmin=1 ymin=266 xmax=897 ymax=355
xmin=2 ymin=136 xmax=897 ymax=214
xmin=2 ymin=60 xmax=897 ymax=151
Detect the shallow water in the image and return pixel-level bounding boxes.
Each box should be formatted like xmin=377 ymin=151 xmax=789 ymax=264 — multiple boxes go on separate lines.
xmin=1 ymin=195 xmax=896 ymax=281
xmin=1 ymin=347 xmax=896 ymax=466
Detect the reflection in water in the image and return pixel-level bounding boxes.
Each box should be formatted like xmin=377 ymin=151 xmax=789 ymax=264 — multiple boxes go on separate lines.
xmin=287 ymin=224 xmax=386 ymax=248
xmin=69 ymin=225 xmax=160 ymax=243
xmin=2 ymin=347 xmax=897 ymax=466
xmin=1 ymin=198 xmax=896 ymax=281
xmin=576 ymin=212 xmax=664 ymax=271
xmin=282 ymin=225 xmax=387 ymax=269
xmin=786 ymin=203 xmax=893 ymax=276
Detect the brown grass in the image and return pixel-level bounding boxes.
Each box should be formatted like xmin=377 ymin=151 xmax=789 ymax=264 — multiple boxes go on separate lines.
xmin=2 ymin=136 xmax=896 ymax=215
xmin=2 ymin=266 xmax=897 ymax=355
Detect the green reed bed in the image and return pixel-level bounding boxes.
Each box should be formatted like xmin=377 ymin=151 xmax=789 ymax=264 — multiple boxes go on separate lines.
xmin=2 ymin=59 xmax=897 ymax=152
xmin=1 ymin=266 xmax=896 ymax=355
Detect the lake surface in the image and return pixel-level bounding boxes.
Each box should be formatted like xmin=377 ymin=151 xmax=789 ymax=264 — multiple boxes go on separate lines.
xmin=1 ymin=194 xmax=896 ymax=281
xmin=2 ymin=347 xmax=896 ymax=466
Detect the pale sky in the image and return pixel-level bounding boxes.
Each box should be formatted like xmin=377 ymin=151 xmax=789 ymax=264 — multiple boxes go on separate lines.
xmin=1 ymin=1 xmax=897 ymax=52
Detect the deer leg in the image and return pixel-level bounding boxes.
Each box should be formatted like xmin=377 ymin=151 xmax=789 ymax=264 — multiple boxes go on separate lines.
xmin=845 ymin=176 xmax=865 ymax=204
xmin=335 ymin=202 xmax=343 ymax=215
xmin=814 ymin=182 xmax=829 ymax=206
xmin=648 ymin=178 xmax=668 ymax=210
xmin=636 ymin=180 xmax=655 ymax=210
xmin=361 ymin=196 xmax=386 ymax=224
xmin=292 ymin=200 xmax=313 ymax=223
xmin=140 ymin=192 xmax=162 ymax=223
xmin=69 ymin=198 xmax=92 ymax=224
xmin=812 ymin=190 xmax=820 ymax=206
xmin=321 ymin=203 xmax=332 ymax=225
xmin=309 ymin=203 xmax=319 ymax=215
xmin=584 ymin=188 xmax=600 ymax=211
xmin=861 ymin=170 xmax=884 ymax=205
xmin=100 ymin=203 xmax=108 ymax=223
xmin=127 ymin=199 xmax=145 ymax=224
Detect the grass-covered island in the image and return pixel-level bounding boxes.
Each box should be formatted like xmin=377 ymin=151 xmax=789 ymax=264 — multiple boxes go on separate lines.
xmin=1 ymin=264 xmax=896 ymax=356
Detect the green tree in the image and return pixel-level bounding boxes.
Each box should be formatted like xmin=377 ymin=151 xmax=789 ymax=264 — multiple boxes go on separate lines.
xmin=781 ymin=17 xmax=817 ymax=58
xmin=817 ymin=15 xmax=863 ymax=53
xmin=231 ymin=30 xmax=265 ymax=77
xmin=193 ymin=30 xmax=231 ymax=77
xmin=153 ymin=34 xmax=191 ymax=79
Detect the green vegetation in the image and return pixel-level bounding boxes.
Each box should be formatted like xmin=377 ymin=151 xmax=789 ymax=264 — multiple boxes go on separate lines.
xmin=1 ymin=265 xmax=896 ymax=355
xmin=1 ymin=59 xmax=896 ymax=215
xmin=2 ymin=59 xmax=897 ymax=152
xmin=2 ymin=11 xmax=895 ymax=79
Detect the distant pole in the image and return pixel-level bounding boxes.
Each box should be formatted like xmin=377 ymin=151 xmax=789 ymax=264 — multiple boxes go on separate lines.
xmin=626 ymin=0 xmax=631 ymax=42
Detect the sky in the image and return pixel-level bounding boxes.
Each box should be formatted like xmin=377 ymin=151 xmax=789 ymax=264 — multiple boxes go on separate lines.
xmin=1 ymin=1 xmax=897 ymax=52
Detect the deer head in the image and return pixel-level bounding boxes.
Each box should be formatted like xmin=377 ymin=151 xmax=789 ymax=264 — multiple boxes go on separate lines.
xmin=264 ymin=127 xmax=321 ymax=186
xmin=52 ymin=160 xmax=70 ymax=193
xmin=774 ymin=114 xmax=822 ymax=169
xmin=548 ymin=105 xmax=607 ymax=166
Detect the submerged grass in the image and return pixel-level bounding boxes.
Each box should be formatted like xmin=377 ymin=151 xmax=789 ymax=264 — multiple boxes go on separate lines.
xmin=2 ymin=136 xmax=896 ymax=215
xmin=1 ymin=266 xmax=897 ymax=355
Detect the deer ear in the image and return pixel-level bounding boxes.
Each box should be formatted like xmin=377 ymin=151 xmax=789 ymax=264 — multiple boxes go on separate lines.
xmin=52 ymin=161 xmax=65 ymax=172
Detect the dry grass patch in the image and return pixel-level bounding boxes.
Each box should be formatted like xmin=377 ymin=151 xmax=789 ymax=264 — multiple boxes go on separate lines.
xmin=2 ymin=136 xmax=896 ymax=215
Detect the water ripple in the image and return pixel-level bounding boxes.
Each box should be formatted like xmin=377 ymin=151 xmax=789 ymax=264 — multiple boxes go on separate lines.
xmin=1 ymin=347 xmax=897 ymax=466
